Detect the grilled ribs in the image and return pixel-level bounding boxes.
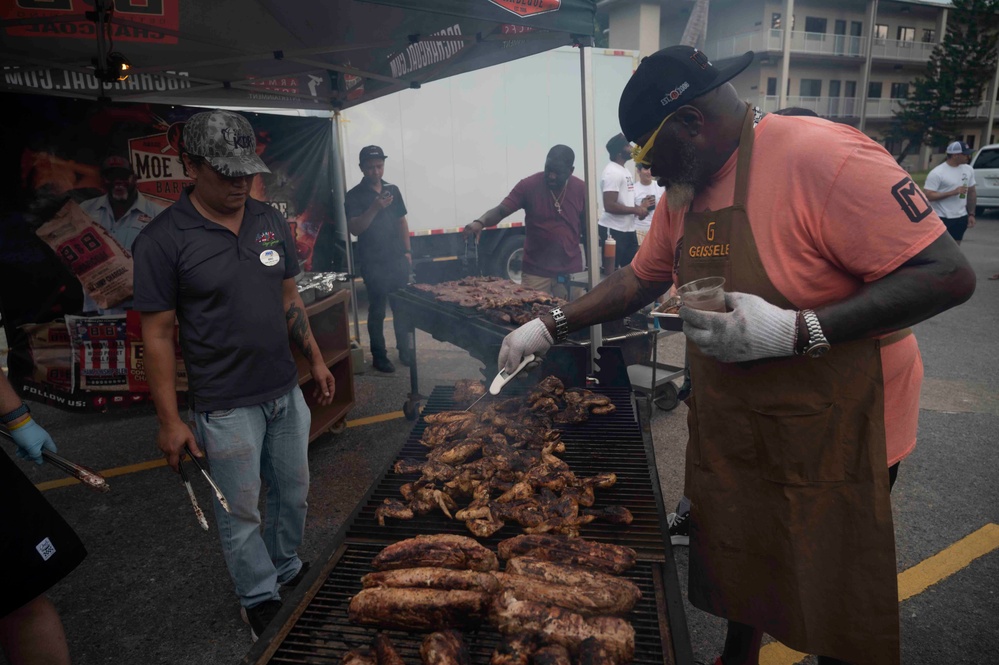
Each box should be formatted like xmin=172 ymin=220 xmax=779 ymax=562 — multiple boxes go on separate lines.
xmin=361 ymin=567 xmax=500 ymax=594
xmin=372 ymin=534 xmax=499 ymax=571
xmin=490 ymin=591 xmax=635 ymax=662
xmin=497 ymin=535 xmax=637 ymax=574
xmin=349 ymin=587 xmax=490 ymax=631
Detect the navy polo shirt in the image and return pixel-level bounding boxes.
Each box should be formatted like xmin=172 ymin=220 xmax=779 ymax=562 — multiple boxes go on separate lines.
xmin=132 ymin=189 xmax=300 ymax=412
xmin=344 ymin=179 xmax=407 ymax=273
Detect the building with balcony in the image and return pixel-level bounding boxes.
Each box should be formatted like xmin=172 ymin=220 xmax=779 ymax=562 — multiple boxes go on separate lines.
xmin=598 ymin=0 xmax=999 ymax=169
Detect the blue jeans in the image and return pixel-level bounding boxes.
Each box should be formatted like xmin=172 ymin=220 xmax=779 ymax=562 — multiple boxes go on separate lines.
xmin=193 ymin=385 xmax=310 ymax=609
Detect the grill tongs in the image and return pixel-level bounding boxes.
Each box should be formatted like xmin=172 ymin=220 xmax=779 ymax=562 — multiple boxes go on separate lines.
xmin=184 ymin=446 xmax=231 ymax=514
xmin=1 ymin=429 xmax=110 ymax=493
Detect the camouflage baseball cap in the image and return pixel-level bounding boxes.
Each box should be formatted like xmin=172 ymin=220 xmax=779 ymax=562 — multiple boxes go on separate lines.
xmin=182 ymin=109 xmax=271 ymax=177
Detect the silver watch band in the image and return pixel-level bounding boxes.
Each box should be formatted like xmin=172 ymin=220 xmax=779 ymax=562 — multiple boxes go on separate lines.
xmin=549 ymin=307 xmax=569 ymax=344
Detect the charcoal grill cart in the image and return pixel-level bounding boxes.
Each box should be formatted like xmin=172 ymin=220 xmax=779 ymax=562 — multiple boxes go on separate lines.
xmin=242 ymin=348 xmax=693 ymax=665
xmin=389 ymin=286 xmax=660 ymax=419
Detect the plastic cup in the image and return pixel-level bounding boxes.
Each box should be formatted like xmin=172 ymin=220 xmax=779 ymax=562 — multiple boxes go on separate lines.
xmin=677 ymin=276 xmax=726 ymax=312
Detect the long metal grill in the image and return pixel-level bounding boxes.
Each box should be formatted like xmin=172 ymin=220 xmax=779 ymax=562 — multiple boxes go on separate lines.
xmin=251 ymin=383 xmax=687 ymax=665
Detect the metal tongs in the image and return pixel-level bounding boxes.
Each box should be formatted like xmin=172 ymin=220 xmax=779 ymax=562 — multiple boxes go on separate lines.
xmin=184 ymin=446 xmax=231 ymax=514
xmin=1 ymin=429 xmax=110 ymax=493
xmin=463 ymin=236 xmax=481 ymax=276
xmin=178 ymin=459 xmax=209 ymax=531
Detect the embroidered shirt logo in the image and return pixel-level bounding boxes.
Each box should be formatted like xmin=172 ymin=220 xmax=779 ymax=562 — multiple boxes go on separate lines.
xmin=256 ymin=230 xmax=280 ymax=247
xmin=36 ymin=537 xmax=56 ymax=561
xmin=891 ymin=177 xmax=932 ymax=223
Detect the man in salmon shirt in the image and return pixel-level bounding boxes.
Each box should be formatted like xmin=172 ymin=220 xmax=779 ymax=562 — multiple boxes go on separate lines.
xmin=497 ymin=46 xmax=975 ymax=665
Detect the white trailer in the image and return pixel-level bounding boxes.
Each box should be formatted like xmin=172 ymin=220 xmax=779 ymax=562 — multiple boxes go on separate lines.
xmin=338 ymin=46 xmax=639 ymax=281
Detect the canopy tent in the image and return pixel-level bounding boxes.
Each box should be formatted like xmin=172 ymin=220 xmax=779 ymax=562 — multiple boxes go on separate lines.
xmin=1 ymin=0 xmax=607 ymax=371
xmin=1 ymin=0 xmax=595 ymax=111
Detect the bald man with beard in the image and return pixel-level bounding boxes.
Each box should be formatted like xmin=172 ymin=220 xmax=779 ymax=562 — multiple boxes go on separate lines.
xmin=495 ymin=46 xmax=975 ymax=665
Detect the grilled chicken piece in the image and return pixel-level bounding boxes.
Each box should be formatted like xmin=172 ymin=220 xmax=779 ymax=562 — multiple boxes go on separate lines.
xmin=582 ymin=506 xmax=634 ymax=525
xmin=421 ymin=630 xmax=470 ymax=665
xmin=349 ymin=588 xmax=490 ymax=631
xmin=409 ymin=486 xmax=458 ymax=518
xmin=424 ymin=411 xmax=479 ymax=425
xmin=491 ymin=499 xmax=545 ymax=529
xmin=577 ymin=637 xmax=618 ymax=665
xmin=376 ymin=498 xmax=415 ymax=525
xmin=581 ymin=472 xmax=617 ymax=489
xmin=494 ymin=571 xmax=638 ymax=616
xmin=343 ymin=647 xmax=378 ymax=665
xmin=553 ymin=403 xmax=589 ymax=424
xmin=532 ymin=644 xmax=572 ymax=665
xmin=362 ymin=567 xmax=500 ymax=594
xmin=428 ymin=440 xmax=484 ymax=466
xmin=422 ymin=421 xmax=478 ymax=448
xmin=529 ymin=397 xmax=559 ymax=414
xmin=497 ymin=535 xmax=637 ymax=574
xmin=590 ymin=404 xmax=616 ymax=415
xmin=374 ymin=633 xmax=406 ymax=665
xmin=505 ymin=557 xmax=641 ymax=610
xmin=535 ymin=375 xmax=565 ymax=396
xmin=490 ymin=633 xmax=540 ymax=665
xmin=466 ymin=515 xmax=506 ymax=538
xmin=490 ymin=591 xmax=635 ymax=662
xmin=453 ymin=380 xmax=486 ymax=406
xmin=372 ymin=534 xmax=499 ymax=571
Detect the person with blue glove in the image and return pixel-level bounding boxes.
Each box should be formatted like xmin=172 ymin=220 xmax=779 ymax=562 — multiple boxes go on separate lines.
xmin=1 ymin=371 xmax=85 ymax=665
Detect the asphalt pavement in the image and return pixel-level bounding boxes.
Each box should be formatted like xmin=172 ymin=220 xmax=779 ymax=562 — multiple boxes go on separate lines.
xmin=2 ymin=213 xmax=997 ymax=665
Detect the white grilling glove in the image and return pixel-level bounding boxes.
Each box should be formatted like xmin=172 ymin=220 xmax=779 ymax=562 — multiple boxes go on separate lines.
xmin=499 ymin=318 xmax=554 ymax=373
xmin=680 ymin=291 xmax=797 ymax=363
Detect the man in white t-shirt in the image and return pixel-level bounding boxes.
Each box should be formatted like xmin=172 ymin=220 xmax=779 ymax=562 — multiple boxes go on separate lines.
xmin=923 ymin=140 xmax=977 ymax=245
xmin=632 ymin=163 xmax=664 ymax=245
xmin=597 ymin=133 xmax=650 ymax=269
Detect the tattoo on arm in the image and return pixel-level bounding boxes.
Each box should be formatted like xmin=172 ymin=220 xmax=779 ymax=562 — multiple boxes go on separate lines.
xmin=286 ymin=302 xmax=314 ymax=362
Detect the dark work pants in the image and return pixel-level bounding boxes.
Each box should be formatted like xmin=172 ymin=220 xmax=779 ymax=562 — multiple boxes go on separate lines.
xmin=367 ymin=286 xmax=407 ymax=361
xmin=610 ymin=228 xmax=639 ymax=268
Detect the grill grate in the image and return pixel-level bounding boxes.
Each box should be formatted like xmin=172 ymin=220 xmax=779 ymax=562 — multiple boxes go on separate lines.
xmin=250 ymin=384 xmax=683 ymax=665
xmin=267 ymin=543 xmax=669 ymax=665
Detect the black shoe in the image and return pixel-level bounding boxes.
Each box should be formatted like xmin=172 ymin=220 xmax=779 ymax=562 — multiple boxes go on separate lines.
xmin=373 ymin=356 xmax=396 ymax=373
xmin=398 ymin=350 xmax=413 ymax=367
xmin=240 ymin=599 xmax=283 ymax=642
xmin=281 ymin=561 xmax=310 ymax=588
xmin=676 ymin=378 xmax=692 ymax=402
xmin=667 ymin=511 xmax=689 ymax=547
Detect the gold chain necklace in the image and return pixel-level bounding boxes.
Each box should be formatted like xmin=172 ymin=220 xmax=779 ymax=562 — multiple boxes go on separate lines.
xmin=550 ymin=181 xmax=568 ymax=214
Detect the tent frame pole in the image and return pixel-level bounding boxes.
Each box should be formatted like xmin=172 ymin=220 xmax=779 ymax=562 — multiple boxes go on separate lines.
xmin=333 ymin=110 xmax=362 ymax=344
xmin=579 ymin=44 xmax=602 ymax=374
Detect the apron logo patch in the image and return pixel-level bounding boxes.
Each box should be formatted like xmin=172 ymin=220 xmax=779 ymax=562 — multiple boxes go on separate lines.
xmin=688 ymin=222 xmax=730 ymax=258
xmin=891 ymin=177 xmax=932 ymax=223
xmin=36 ymin=537 xmax=56 ymax=561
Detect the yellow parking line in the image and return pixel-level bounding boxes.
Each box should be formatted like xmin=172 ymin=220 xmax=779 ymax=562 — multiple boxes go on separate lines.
xmin=35 ymin=410 xmax=408 ymax=491
xmin=760 ymin=523 xmax=999 ymax=664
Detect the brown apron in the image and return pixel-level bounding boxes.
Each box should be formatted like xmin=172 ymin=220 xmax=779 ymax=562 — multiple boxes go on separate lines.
xmin=679 ymin=105 xmax=900 ymax=664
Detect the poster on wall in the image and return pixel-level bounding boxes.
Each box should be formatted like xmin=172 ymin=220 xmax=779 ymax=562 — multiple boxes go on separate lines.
xmin=0 ymin=94 xmax=336 ymax=411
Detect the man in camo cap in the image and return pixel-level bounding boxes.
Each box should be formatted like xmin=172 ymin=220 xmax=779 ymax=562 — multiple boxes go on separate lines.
xmin=132 ymin=109 xmax=335 ymax=642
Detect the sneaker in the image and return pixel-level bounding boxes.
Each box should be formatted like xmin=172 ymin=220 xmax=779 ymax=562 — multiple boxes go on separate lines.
xmin=281 ymin=561 xmax=310 ymax=588
xmin=667 ymin=511 xmax=689 ymax=547
xmin=372 ymin=356 xmax=395 ymax=373
xmin=240 ymin=599 xmax=283 ymax=642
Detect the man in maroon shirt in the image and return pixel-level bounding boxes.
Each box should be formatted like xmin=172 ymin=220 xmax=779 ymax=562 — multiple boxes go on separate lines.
xmin=465 ymin=145 xmax=585 ymax=299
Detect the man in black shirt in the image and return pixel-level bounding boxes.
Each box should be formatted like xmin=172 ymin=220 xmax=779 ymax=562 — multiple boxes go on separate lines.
xmin=345 ymin=146 xmax=412 ymax=373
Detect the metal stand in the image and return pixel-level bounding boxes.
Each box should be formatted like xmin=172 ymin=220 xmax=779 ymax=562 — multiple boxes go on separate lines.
xmin=622 ymin=326 xmax=685 ymax=412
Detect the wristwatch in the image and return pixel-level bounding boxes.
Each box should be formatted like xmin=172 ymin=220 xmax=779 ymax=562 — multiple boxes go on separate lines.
xmin=800 ymin=309 xmax=831 ymax=358
xmin=1 ymin=402 xmax=30 ymax=424
xmin=549 ymin=307 xmax=569 ymax=344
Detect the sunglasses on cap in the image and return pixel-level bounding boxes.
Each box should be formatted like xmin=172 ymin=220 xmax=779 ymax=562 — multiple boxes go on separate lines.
xmin=631 ymin=110 xmax=677 ymax=167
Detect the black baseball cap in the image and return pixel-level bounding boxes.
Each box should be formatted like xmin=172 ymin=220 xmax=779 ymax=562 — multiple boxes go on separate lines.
xmin=359 ymin=145 xmax=387 ymax=163
xmin=618 ymin=46 xmax=754 ymax=143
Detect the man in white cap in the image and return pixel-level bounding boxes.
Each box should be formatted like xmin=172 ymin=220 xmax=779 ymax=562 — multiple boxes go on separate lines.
xmin=923 ymin=140 xmax=977 ymax=244
xmin=132 ymin=109 xmax=336 ymax=641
